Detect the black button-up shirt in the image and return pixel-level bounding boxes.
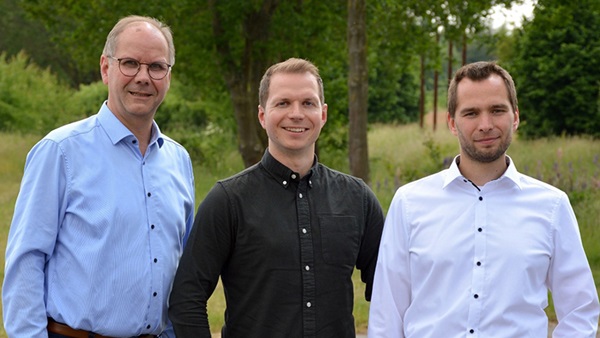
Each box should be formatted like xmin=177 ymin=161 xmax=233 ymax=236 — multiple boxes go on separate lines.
xmin=169 ymin=150 xmax=385 ymax=338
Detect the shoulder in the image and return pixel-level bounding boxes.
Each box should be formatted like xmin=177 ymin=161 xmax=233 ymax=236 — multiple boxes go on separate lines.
xmin=201 ymin=163 xmax=262 ymax=207
xmin=399 ymin=170 xmax=446 ymax=193
xmin=515 ymin=172 xmax=569 ymax=201
xmin=220 ymin=162 xmax=262 ymax=184
xmin=313 ymin=163 xmax=382 ymax=203
xmin=43 ymin=115 xmax=99 ymax=144
xmin=158 ymin=133 xmax=193 ymax=160
xmin=159 ymin=133 xmax=187 ymax=151
xmin=210 ymin=163 xmax=263 ymax=197
xmin=27 ymin=116 xmax=99 ymax=158
xmin=316 ymin=163 xmax=366 ymax=186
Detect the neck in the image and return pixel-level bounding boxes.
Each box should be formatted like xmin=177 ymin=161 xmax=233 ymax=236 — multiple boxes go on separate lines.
xmin=269 ymin=148 xmax=315 ymax=177
xmin=457 ymin=155 xmax=508 ymax=187
xmin=112 ymin=112 xmax=153 ymax=156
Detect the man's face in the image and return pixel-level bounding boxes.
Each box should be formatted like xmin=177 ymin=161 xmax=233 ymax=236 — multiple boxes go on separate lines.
xmin=258 ymin=72 xmax=327 ymax=159
xmin=100 ymin=22 xmax=171 ymax=125
xmin=448 ymin=74 xmax=519 ymax=164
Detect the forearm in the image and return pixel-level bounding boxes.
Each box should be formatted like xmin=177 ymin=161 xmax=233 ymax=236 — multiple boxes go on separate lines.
xmin=3 ymin=252 xmax=50 ymax=337
xmin=168 ymin=298 xmax=212 ymax=338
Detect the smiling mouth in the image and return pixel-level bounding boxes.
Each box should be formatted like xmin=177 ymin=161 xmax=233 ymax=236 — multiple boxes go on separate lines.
xmin=285 ymin=127 xmax=306 ymax=133
xmin=130 ymin=91 xmax=152 ymax=97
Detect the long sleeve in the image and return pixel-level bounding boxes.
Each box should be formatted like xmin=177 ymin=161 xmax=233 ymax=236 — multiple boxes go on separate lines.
xmin=356 ymin=184 xmax=385 ymax=301
xmin=169 ymin=183 xmax=233 ymax=338
xmin=3 ymin=140 xmax=67 ymax=337
xmin=547 ymin=193 xmax=599 ymax=337
xmin=368 ymin=190 xmax=411 ymax=338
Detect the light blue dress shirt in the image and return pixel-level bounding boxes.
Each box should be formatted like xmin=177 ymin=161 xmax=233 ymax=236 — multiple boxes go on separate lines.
xmin=3 ymin=103 xmax=195 ymax=338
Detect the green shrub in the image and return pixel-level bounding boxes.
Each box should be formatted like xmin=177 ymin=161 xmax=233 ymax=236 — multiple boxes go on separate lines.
xmin=66 ymin=81 xmax=108 ymax=119
xmin=0 ymin=51 xmax=76 ymax=134
xmin=156 ymin=78 xmax=208 ymax=131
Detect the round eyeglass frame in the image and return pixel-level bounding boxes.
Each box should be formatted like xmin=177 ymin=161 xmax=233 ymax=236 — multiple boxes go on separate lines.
xmin=107 ymin=56 xmax=172 ymax=80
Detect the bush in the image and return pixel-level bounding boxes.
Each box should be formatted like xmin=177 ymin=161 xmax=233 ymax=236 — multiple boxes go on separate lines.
xmin=0 ymin=51 xmax=76 ymax=134
xmin=511 ymin=0 xmax=600 ymax=138
xmin=155 ymin=78 xmax=209 ymax=131
xmin=67 ymin=81 xmax=108 ymax=119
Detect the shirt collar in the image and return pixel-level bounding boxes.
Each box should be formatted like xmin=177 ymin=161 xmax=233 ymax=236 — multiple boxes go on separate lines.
xmin=260 ymin=149 xmax=317 ymax=189
xmin=443 ymin=155 xmax=523 ymax=190
xmin=98 ymin=102 xmax=164 ymax=148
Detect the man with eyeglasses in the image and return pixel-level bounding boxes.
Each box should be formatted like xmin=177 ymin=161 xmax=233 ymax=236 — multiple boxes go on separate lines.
xmin=2 ymin=15 xmax=194 ymax=338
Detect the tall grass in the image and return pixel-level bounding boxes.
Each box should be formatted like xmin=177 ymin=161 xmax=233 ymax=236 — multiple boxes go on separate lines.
xmin=0 ymin=121 xmax=598 ymax=336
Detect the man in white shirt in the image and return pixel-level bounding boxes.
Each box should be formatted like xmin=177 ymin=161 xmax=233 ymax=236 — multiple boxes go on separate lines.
xmin=368 ymin=61 xmax=599 ymax=337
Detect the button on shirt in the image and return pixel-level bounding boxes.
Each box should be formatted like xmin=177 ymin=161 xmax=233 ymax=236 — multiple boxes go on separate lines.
xmin=2 ymin=103 xmax=195 ymax=337
xmin=169 ymin=150 xmax=385 ymax=338
xmin=368 ymin=156 xmax=599 ymax=337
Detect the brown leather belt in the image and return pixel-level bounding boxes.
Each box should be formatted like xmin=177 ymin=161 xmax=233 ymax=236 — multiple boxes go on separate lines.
xmin=47 ymin=318 xmax=157 ymax=338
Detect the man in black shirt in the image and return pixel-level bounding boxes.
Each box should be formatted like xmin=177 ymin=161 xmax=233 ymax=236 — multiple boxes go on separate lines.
xmin=169 ymin=57 xmax=385 ymax=338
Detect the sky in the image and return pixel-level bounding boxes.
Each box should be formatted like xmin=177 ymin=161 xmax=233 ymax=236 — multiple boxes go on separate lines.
xmin=490 ymin=0 xmax=536 ymax=29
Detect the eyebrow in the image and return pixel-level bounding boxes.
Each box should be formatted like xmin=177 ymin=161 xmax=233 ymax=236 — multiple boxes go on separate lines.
xmin=491 ymin=103 xmax=510 ymax=109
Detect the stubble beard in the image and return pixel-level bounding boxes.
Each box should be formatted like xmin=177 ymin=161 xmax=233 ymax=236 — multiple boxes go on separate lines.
xmin=459 ymin=131 xmax=513 ymax=164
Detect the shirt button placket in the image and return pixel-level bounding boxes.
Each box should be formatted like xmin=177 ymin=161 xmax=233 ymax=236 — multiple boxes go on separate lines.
xmin=468 ymin=189 xmax=486 ymax=334
xmin=296 ymin=178 xmax=315 ymax=336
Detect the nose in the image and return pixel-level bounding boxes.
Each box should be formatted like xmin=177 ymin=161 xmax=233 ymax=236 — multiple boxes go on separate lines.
xmin=479 ymin=112 xmax=494 ymax=131
xmin=288 ymin=102 xmax=304 ymax=119
xmin=135 ymin=64 xmax=152 ymax=83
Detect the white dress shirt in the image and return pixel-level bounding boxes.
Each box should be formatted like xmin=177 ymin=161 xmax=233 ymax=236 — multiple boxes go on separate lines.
xmin=368 ymin=156 xmax=599 ymax=338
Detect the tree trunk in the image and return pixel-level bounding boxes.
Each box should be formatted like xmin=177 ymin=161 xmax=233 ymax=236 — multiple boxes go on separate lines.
xmin=419 ymin=53 xmax=425 ymax=128
xmin=433 ymin=69 xmax=439 ymax=131
xmin=210 ymin=0 xmax=276 ymax=167
xmin=433 ymin=31 xmax=440 ymax=132
xmin=462 ymin=31 xmax=467 ymax=66
xmin=447 ymin=39 xmax=453 ymax=88
xmin=347 ymin=0 xmax=369 ymax=183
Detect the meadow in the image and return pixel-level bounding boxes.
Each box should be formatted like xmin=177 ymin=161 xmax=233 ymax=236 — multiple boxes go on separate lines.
xmin=0 ymin=119 xmax=598 ymax=336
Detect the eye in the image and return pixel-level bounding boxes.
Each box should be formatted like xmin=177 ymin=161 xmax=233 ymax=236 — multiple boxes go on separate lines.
xmin=121 ymin=59 xmax=139 ymax=69
xmin=149 ymin=63 xmax=168 ymax=72
xmin=303 ymin=100 xmax=315 ymax=106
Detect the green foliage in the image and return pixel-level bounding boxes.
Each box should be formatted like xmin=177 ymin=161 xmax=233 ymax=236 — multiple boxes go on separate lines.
xmin=19 ymin=0 xmax=170 ymax=84
xmin=0 ymin=52 xmax=218 ymax=150
xmin=511 ymin=0 xmax=600 ymax=138
xmin=368 ymin=68 xmax=420 ymax=123
xmin=164 ymin=87 xmax=238 ymax=170
xmin=0 ymin=52 xmax=77 ymax=133
xmin=14 ymin=0 xmax=425 ymax=161
xmin=156 ymin=78 xmax=208 ymax=131
xmin=362 ymin=2 xmax=420 ymax=124
xmin=69 ymin=82 xmax=108 ymax=118
xmin=0 ymin=0 xmax=75 ymax=85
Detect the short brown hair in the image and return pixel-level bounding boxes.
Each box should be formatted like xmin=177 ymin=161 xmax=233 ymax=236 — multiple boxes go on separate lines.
xmin=259 ymin=58 xmax=324 ymax=108
xmin=447 ymin=61 xmax=518 ymax=118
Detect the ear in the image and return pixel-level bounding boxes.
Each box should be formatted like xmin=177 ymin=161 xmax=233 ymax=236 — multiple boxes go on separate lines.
xmin=100 ymin=55 xmax=110 ymax=85
xmin=447 ymin=111 xmax=458 ymax=136
xmin=513 ymin=108 xmax=520 ymax=131
xmin=258 ymin=105 xmax=266 ymax=129
xmin=321 ymin=103 xmax=328 ymax=127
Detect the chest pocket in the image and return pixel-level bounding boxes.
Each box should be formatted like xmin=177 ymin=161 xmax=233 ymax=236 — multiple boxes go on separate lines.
xmin=318 ymin=216 xmax=360 ymax=266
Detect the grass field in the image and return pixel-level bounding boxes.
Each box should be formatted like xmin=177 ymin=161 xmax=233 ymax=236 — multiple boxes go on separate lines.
xmin=0 ymin=119 xmax=598 ymax=336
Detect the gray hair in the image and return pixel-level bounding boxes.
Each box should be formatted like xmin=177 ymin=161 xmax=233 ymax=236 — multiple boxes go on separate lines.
xmin=102 ymin=15 xmax=175 ymax=65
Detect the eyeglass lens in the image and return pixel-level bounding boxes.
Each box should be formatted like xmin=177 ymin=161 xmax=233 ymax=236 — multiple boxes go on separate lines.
xmin=118 ymin=58 xmax=170 ymax=80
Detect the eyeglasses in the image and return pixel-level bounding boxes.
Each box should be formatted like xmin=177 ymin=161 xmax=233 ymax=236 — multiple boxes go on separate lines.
xmin=108 ymin=56 xmax=171 ymax=80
